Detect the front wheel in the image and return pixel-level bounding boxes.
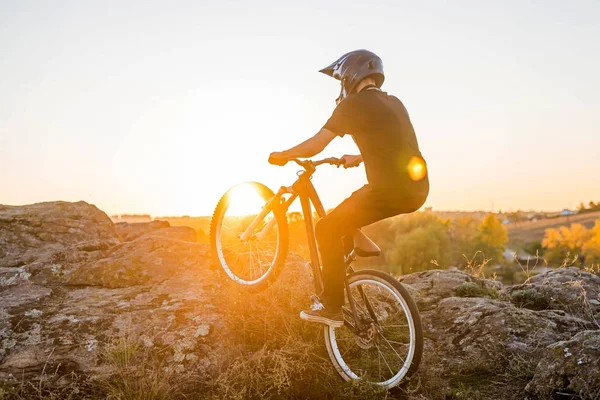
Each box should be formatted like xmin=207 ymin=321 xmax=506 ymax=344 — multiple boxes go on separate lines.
xmin=210 ymin=181 xmax=289 ymax=291
xmin=324 ymin=269 xmax=423 ymax=389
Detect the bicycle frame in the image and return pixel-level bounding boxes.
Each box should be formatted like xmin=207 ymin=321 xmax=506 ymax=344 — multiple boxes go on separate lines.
xmin=239 ymin=159 xmax=374 ymax=333
xmin=239 ymin=162 xmax=327 ymax=293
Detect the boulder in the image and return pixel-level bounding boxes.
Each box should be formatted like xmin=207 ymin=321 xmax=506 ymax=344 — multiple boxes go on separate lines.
xmin=67 ymin=236 xmax=209 ymax=288
xmin=0 ymin=202 xmax=221 ymax=385
xmin=0 ymin=201 xmax=119 ymax=269
xmin=505 ymin=267 xmax=600 ymax=324
xmin=526 ymin=330 xmax=600 ymax=398
xmin=420 ymin=296 xmax=591 ymax=373
xmin=0 ymin=239 xmax=224 ymax=383
xmin=398 ymin=269 xmax=503 ymax=310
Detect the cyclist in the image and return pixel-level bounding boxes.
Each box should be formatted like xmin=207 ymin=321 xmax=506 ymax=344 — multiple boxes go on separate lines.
xmin=269 ymin=49 xmax=429 ymax=327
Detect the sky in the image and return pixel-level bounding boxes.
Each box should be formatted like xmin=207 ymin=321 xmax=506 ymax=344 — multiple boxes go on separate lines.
xmin=1 ymin=0 xmax=599 ymax=216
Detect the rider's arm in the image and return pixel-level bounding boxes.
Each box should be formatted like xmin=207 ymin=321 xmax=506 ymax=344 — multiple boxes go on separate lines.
xmin=279 ymin=128 xmax=337 ymax=159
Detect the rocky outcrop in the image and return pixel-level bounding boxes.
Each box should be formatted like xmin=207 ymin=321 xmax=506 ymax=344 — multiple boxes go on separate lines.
xmin=1 ymin=201 xmax=599 ymax=399
xmin=397 ymin=268 xmax=598 ymax=399
xmin=505 ymin=267 xmax=600 ymax=324
xmin=0 ymin=202 xmax=222 ymax=387
xmin=0 ymin=201 xmax=119 ymax=269
xmin=398 ymin=269 xmax=503 ymax=310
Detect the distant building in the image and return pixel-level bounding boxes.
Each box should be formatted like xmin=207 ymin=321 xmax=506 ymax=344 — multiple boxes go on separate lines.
xmin=529 ymin=213 xmax=546 ymax=222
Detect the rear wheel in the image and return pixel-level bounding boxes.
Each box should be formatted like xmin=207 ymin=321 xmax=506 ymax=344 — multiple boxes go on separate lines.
xmin=210 ymin=182 xmax=289 ymax=291
xmin=324 ymin=270 xmax=423 ymax=389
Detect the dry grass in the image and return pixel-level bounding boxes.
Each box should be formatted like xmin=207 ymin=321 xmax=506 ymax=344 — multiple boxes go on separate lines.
xmin=206 ymin=259 xmax=390 ymax=400
xmin=461 ymin=251 xmax=492 ymax=279
xmin=564 ymin=279 xmax=600 ymax=329
xmin=98 ymin=334 xmax=184 ymax=400
xmin=86 ymin=259 xmax=391 ymax=400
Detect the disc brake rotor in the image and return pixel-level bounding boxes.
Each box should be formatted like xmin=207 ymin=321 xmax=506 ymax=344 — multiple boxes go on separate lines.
xmin=355 ymin=323 xmax=378 ymax=349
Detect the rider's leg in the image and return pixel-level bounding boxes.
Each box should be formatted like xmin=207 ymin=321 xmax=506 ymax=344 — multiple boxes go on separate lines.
xmin=300 ymin=185 xmax=426 ymax=326
xmin=314 ymin=185 xmax=425 ymax=311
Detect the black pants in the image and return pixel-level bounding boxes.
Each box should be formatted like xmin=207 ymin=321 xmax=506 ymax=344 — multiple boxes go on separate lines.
xmin=314 ymin=184 xmax=428 ymax=310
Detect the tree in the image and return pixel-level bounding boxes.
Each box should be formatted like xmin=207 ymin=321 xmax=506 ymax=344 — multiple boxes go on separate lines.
xmin=582 ymin=220 xmax=600 ymax=265
xmin=385 ymin=223 xmax=451 ymax=274
xmin=542 ymin=223 xmax=592 ymax=265
xmin=449 ymin=216 xmax=480 ymax=268
xmin=474 ymin=214 xmax=508 ymax=262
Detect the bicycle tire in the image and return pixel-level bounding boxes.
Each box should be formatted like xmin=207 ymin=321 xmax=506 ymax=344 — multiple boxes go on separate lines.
xmin=323 ymin=269 xmax=423 ymax=389
xmin=210 ymin=181 xmax=289 ymax=291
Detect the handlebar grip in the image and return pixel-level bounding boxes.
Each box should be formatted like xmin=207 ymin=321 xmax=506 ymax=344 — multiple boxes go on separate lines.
xmin=268 ymin=155 xmax=288 ymax=166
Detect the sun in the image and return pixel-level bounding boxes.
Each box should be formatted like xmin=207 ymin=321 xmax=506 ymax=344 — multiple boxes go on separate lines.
xmin=226 ymin=183 xmax=269 ymax=217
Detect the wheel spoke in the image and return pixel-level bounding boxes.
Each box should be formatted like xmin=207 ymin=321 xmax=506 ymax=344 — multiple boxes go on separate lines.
xmin=376 ymin=344 xmax=394 ymax=375
xmin=249 ymin=241 xmax=254 ymax=280
xmin=384 ymin=339 xmax=409 ymax=346
xmin=254 ymin=242 xmax=273 ymax=272
xmin=378 ymin=332 xmax=406 ymax=365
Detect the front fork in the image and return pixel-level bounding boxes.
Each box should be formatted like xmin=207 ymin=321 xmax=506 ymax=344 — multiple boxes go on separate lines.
xmin=342 ymin=253 xmax=380 ymax=334
xmin=239 ymin=186 xmax=296 ymax=241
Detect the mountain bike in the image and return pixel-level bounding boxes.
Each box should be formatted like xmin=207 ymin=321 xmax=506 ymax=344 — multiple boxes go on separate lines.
xmin=209 ymin=157 xmax=423 ymax=389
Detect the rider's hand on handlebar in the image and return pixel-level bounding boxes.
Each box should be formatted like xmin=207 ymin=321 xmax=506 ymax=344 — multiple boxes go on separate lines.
xmin=268 ymin=151 xmax=289 ymax=166
xmin=340 ymin=154 xmax=362 ymax=169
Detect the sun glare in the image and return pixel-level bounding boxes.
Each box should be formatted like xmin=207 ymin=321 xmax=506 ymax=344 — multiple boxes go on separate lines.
xmin=226 ymin=183 xmax=267 ymax=216
xmin=407 ymin=156 xmax=427 ymax=182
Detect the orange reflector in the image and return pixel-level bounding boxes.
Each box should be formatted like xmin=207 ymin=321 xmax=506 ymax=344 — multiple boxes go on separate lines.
xmin=407 ymin=156 xmax=427 ymax=181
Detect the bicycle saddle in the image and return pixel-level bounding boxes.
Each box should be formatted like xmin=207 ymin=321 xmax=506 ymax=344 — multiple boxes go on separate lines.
xmin=352 ymin=229 xmax=381 ymax=257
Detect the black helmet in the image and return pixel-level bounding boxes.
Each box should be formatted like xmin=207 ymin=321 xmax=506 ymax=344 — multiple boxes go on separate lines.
xmin=319 ymin=49 xmax=385 ymax=104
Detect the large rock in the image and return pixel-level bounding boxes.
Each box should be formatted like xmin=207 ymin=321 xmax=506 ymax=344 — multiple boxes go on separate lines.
xmin=526 ymin=330 xmax=600 ymax=398
xmin=0 ymin=238 xmax=225 ymax=383
xmin=0 ymin=202 xmax=222 ymax=385
xmin=399 ymin=269 xmax=598 ymax=399
xmin=505 ymin=267 xmax=600 ymax=325
xmin=67 ymin=236 xmax=209 ymax=288
xmin=398 ymin=269 xmax=503 ymax=310
xmin=421 ymin=296 xmax=591 ymax=372
xmin=0 ymin=201 xmax=119 ymax=269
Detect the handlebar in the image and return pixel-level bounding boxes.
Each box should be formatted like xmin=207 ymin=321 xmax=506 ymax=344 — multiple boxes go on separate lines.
xmin=291 ymin=157 xmax=343 ymax=168
xmin=268 ymin=154 xmax=344 ymax=168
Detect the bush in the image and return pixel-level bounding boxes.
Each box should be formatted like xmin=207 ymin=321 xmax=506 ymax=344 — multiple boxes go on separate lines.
xmin=509 ymin=289 xmax=550 ymax=311
xmin=455 ymin=282 xmax=499 ymax=299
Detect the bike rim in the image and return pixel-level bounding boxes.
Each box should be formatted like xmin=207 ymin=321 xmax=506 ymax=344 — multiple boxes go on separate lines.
xmin=215 ymin=184 xmax=280 ymax=285
xmin=326 ymin=276 xmax=416 ymax=388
